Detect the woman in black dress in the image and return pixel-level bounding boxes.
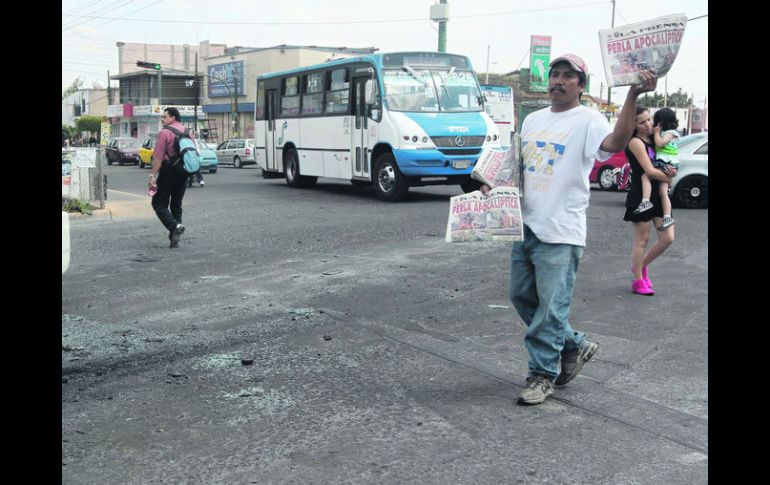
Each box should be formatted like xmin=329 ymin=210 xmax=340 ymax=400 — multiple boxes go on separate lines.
xmin=623 ymin=107 xmax=677 ymax=295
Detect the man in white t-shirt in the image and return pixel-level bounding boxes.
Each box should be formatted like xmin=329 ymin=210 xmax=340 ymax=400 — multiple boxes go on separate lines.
xmin=511 ymin=54 xmax=657 ymax=405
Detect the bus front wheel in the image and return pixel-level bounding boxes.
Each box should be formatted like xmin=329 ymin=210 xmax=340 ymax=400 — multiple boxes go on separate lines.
xmin=284 ymin=149 xmax=317 ymax=188
xmin=373 ymin=153 xmax=409 ymax=202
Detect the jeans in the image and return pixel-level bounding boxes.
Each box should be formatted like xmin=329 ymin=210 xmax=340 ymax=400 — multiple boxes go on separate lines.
xmin=510 ymin=225 xmax=585 ymax=379
xmin=152 ymin=164 xmax=188 ymax=234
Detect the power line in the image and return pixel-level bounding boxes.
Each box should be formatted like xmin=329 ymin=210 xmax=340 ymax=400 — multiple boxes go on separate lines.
xmin=62 ymin=0 xmax=135 ymax=31
xmin=61 ymin=0 xmax=109 ymax=16
xmin=61 ymin=1 xmax=609 ymax=25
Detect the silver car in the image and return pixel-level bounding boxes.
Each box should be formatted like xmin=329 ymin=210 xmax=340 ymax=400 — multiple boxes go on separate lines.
xmin=670 ymin=133 xmax=708 ymax=209
xmin=215 ymin=138 xmax=257 ymax=168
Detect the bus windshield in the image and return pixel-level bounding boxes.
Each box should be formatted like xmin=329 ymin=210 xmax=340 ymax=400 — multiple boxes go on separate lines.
xmin=383 ymin=67 xmax=483 ymax=113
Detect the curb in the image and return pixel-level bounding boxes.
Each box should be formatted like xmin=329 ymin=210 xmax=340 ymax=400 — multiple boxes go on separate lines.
xmin=67 ymin=207 xmax=113 ymax=221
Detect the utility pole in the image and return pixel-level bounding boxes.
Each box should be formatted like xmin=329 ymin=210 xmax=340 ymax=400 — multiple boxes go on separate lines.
xmin=606 ymin=0 xmax=615 ymax=110
xmin=430 ymin=1 xmax=449 ymax=53
xmin=232 ymin=62 xmax=239 ymax=137
xmin=485 ymin=45 xmax=490 ymax=84
xmin=193 ymin=54 xmax=199 ymax=135
xmin=107 ymin=69 xmax=112 ymax=104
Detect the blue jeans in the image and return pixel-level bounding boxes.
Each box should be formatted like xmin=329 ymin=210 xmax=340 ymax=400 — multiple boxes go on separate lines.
xmin=510 ymin=225 xmax=585 ymax=379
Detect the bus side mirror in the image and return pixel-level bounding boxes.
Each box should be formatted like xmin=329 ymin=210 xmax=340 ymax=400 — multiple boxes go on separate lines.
xmin=365 ymin=80 xmax=375 ymax=105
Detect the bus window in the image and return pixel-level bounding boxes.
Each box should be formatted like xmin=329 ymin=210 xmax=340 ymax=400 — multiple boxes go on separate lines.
xmin=302 ymin=72 xmax=325 ymax=115
xmin=255 ymin=80 xmax=265 ymax=120
xmin=330 ymin=68 xmax=349 ymax=91
xmin=302 ymin=93 xmax=324 ymax=114
xmin=283 ymin=76 xmax=298 ymax=96
xmin=325 ymin=68 xmax=350 ymax=114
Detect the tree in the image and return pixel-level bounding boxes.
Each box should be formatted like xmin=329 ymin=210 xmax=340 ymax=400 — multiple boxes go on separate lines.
xmin=62 ymin=124 xmax=76 ymax=146
xmin=639 ymin=88 xmax=692 ymax=108
xmin=62 ymin=77 xmax=84 ymax=100
xmin=76 ymin=116 xmax=103 ymax=134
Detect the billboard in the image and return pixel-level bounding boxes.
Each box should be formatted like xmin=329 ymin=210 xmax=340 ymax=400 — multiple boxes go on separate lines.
xmin=529 ymin=35 xmax=552 ymax=93
xmin=207 ymin=61 xmax=245 ymax=98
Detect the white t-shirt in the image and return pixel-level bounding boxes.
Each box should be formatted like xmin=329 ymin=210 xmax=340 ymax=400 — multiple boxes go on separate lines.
xmin=521 ymin=105 xmax=612 ymax=246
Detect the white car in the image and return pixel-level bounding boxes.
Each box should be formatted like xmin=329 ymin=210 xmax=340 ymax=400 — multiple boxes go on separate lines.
xmin=670 ymin=133 xmax=708 ymax=209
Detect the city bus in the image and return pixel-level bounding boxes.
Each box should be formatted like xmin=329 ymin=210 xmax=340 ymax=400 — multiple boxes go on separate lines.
xmin=254 ymin=51 xmax=502 ymax=201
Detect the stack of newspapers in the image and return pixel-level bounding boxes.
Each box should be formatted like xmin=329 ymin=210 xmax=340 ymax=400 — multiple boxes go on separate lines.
xmin=445 ymin=133 xmax=524 ymax=243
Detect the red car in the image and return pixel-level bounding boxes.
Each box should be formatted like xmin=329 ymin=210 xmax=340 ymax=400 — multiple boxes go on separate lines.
xmin=590 ymin=151 xmax=629 ymax=191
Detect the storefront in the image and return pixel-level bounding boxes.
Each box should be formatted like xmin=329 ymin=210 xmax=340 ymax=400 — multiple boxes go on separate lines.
xmin=106 ymin=104 xmax=206 ymax=140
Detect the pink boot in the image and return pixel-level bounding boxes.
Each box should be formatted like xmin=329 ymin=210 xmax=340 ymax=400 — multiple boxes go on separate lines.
xmin=631 ymin=279 xmax=655 ymax=295
xmin=642 ymin=266 xmax=653 ymax=289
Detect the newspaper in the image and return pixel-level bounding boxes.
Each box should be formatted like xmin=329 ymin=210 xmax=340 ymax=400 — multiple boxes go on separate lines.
xmin=598 ymin=13 xmax=687 ymax=87
xmin=445 ymin=186 xmax=523 ymax=243
xmin=471 ymin=132 xmax=524 ymax=190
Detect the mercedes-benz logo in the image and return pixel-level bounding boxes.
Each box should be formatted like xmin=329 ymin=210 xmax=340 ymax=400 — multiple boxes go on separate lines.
xmin=455 ymin=136 xmax=465 ymax=147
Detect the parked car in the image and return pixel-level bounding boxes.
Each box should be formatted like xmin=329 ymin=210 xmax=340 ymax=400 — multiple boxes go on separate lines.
xmin=138 ymin=134 xmax=156 ymax=169
xmin=106 ymin=137 xmax=141 ymax=165
xmin=670 ymin=133 xmax=708 ymax=208
xmin=215 ymin=138 xmax=257 ymax=168
xmin=196 ymin=140 xmax=219 ymax=173
xmin=590 ymin=151 xmax=629 ymax=191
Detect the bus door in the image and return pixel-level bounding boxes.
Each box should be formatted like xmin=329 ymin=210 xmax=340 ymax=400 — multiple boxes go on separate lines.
xmin=266 ymin=89 xmax=278 ymax=171
xmin=352 ymin=77 xmax=371 ymax=180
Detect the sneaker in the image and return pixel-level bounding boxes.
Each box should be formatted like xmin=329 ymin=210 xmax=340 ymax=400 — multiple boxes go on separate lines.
xmin=517 ymin=375 xmax=554 ymax=405
xmin=200 ymin=181 xmax=205 ymax=187
xmin=658 ymin=216 xmax=675 ymax=230
xmin=555 ymin=340 xmax=599 ymax=387
xmin=633 ymin=200 xmax=653 ymax=214
xmin=631 ymin=278 xmax=655 ymax=296
xmin=631 ymin=266 xmax=653 ymax=290
xmin=169 ymin=224 xmax=185 ymax=248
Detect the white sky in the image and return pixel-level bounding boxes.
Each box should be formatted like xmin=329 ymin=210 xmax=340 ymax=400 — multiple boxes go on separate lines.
xmin=62 ymin=0 xmax=708 ymax=106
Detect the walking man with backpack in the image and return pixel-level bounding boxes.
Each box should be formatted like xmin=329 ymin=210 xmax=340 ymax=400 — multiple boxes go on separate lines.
xmin=149 ymin=107 xmax=195 ymax=248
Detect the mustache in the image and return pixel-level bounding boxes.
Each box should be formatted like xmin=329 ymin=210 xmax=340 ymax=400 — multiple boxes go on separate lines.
xmin=549 ymin=87 xmax=565 ymax=93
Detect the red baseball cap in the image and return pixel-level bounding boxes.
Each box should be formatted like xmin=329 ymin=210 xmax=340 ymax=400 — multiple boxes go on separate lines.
xmin=549 ymin=54 xmax=587 ymax=74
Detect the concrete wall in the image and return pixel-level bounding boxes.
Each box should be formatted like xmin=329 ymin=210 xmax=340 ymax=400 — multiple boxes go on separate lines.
xmin=117 ymin=41 xmax=227 ymax=75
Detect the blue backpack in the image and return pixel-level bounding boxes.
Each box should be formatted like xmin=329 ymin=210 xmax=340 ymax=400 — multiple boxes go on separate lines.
xmin=163 ymin=126 xmax=201 ymax=174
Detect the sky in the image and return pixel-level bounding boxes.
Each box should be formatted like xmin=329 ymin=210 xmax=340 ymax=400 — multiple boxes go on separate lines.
xmin=62 ymin=0 xmax=708 ymax=107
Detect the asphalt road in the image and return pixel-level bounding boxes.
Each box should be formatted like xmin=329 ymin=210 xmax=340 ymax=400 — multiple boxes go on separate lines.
xmin=62 ymin=163 xmax=708 ymax=484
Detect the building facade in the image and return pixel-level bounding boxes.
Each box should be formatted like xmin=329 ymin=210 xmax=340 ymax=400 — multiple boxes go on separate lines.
xmin=62 ymin=88 xmax=109 ymax=127
xmin=107 ymin=41 xmax=224 ymax=140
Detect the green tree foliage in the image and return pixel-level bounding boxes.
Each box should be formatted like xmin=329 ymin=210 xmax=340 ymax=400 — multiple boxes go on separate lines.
xmin=639 ymin=88 xmax=692 ymax=108
xmin=62 ymin=78 xmax=84 ymax=100
xmin=62 ymin=124 xmax=77 ymax=140
xmin=76 ymin=116 xmax=104 ymax=134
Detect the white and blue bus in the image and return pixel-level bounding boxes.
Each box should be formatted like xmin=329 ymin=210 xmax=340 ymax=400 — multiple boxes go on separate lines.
xmin=254 ymin=51 xmax=502 ymax=201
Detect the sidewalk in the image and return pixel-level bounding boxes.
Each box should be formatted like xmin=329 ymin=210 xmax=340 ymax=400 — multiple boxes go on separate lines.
xmin=68 ymin=189 xmax=155 ymax=222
